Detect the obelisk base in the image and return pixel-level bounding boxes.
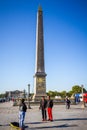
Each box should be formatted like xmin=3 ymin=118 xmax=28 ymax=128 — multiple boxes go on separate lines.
xmin=33 ymin=74 xmax=47 ymax=101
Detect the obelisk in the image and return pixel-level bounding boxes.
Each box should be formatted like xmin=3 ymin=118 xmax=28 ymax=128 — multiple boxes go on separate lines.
xmin=33 ymin=6 xmax=47 ymax=101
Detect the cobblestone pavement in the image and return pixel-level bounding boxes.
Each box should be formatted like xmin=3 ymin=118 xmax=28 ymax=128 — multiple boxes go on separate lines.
xmin=0 ymin=102 xmax=87 ymax=130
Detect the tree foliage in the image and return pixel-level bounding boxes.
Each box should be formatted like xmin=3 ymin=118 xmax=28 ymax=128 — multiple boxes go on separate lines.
xmin=60 ymin=91 xmax=66 ymax=98
xmin=47 ymin=85 xmax=87 ymax=98
xmin=72 ymin=85 xmax=86 ymax=94
xmin=72 ymin=85 xmax=82 ymax=94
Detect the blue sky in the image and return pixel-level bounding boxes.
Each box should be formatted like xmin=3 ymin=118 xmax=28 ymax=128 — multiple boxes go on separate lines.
xmin=0 ymin=0 xmax=87 ymax=94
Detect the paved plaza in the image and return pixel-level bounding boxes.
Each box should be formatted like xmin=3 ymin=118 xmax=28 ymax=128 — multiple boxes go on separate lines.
xmin=0 ymin=101 xmax=87 ymax=130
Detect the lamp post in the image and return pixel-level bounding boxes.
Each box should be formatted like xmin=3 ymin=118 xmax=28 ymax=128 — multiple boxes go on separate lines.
xmin=28 ymin=84 xmax=30 ymax=109
xmin=81 ymin=84 xmax=85 ymax=108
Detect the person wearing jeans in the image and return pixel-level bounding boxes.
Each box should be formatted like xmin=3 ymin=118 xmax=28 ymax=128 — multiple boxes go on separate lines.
xmin=19 ymin=99 xmax=27 ymax=130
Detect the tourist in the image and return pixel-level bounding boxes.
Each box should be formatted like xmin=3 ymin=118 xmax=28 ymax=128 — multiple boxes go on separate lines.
xmin=47 ymin=96 xmax=53 ymax=121
xmin=19 ymin=98 xmax=27 ymax=130
xmin=65 ymin=97 xmax=71 ymax=109
xmin=39 ymin=96 xmax=47 ymax=121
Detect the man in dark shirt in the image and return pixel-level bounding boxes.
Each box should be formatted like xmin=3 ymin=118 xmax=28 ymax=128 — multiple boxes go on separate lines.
xmin=65 ymin=97 xmax=71 ymax=109
xmin=39 ymin=96 xmax=47 ymax=121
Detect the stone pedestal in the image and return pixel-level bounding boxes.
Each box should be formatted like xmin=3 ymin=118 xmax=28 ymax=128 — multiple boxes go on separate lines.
xmin=33 ymin=73 xmax=47 ymax=101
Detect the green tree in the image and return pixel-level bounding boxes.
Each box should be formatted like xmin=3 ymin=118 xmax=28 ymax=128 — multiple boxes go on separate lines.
xmin=67 ymin=90 xmax=73 ymax=97
xmin=72 ymin=85 xmax=81 ymax=94
xmin=72 ymin=85 xmax=86 ymax=94
xmin=47 ymin=91 xmax=61 ymax=97
xmin=48 ymin=91 xmax=54 ymax=97
xmin=60 ymin=91 xmax=66 ymax=98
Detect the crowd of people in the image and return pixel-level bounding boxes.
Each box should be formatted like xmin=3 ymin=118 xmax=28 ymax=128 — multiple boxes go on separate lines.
xmin=18 ymin=96 xmax=71 ymax=130
xmin=18 ymin=96 xmax=53 ymax=130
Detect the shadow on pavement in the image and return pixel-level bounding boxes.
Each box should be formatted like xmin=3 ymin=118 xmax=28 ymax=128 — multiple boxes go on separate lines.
xmin=0 ymin=123 xmax=78 ymax=130
xmin=29 ymin=124 xmax=78 ymax=129
xmin=26 ymin=117 xmax=87 ymax=125
xmin=53 ymin=117 xmax=87 ymax=121
xmin=0 ymin=124 xmax=9 ymax=126
xmin=26 ymin=121 xmax=44 ymax=124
